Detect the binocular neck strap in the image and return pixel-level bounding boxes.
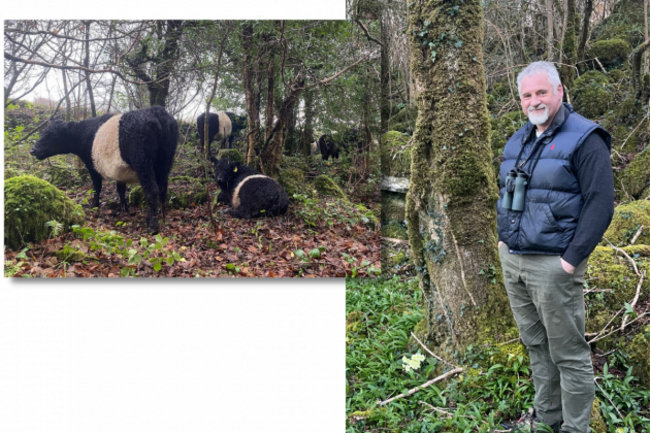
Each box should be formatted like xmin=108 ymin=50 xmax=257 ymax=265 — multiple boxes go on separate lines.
xmin=514 ymin=132 xmax=551 ymax=181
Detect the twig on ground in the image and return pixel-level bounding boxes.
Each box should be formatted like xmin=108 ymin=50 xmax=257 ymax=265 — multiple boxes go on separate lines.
xmin=498 ymin=337 xmax=521 ymax=346
xmin=630 ymin=225 xmax=644 ymax=245
xmin=410 ymin=332 xmax=457 ymax=368
xmin=418 ymin=401 xmax=511 ymax=432
xmin=378 ymin=367 xmax=463 ymax=406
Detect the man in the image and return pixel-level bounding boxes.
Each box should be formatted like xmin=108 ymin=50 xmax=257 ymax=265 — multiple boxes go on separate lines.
xmin=496 ymin=61 xmax=615 ymax=433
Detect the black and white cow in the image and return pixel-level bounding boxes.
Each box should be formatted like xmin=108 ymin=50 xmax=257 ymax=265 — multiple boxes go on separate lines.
xmin=197 ymin=111 xmax=247 ymax=156
xmin=30 ymin=106 xmax=178 ymax=234
xmin=211 ymin=158 xmax=289 ymax=219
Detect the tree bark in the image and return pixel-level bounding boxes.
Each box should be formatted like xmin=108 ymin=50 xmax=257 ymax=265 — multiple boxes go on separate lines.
xmin=546 ymin=0 xmax=554 ymax=60
xmin=260 ymin=75 xmax=305 ymax=178
xmin=265 ymin=40 xmax=277 ymax=143
xmin=380 ymin=14 xmax=390 ymax=134
xmin=83 ymin=21 xmax=97 ymax=117
xmin=406 ymin=0 xmax=513 ymax=354
xmin=242 ymin=23 xmax=262 ymax=167
xmin=577 ymin=0 xmax=593 ymax=62
xmin=632 ymin=38 xmax=650 ymax=93
xmin=303 ymin=88 xmax=315 ymax=157
xmin=560 ymin=0 xmax=577 ymax=90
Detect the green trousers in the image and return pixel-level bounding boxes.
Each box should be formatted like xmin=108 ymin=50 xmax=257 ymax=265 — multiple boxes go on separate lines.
xmin=498 ymin=243 xmax=594 ymax=433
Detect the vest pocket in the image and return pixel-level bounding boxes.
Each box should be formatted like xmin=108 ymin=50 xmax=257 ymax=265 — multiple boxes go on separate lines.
xmin=519 ymin=202 xmax=564 ymax=252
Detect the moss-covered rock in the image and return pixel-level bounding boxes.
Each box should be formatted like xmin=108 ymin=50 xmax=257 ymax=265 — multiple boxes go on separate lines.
xmin=615 ymin=148 xmax=650 ymax=200
xmin=381 ymin=190 xmax=406 ymax=223
xmin=381 ymin=131 xmax=412 ymax=177
xmin=602 ymin=200 xmax=650 ymax=246
xmin=586 ymin=39 xmax=632 ymax=67
xmin=4 ymin=167 xmax=21 ymax=180
xmin=279 ymin=167 xmax=307 ymax=198
xmin=129 ymin=176 xmax=208 ymax=209
xmin=571 ymin=71 xmax=613 ymax=119
xmin=216 ymin=148 xmax=243 ymax=162
xmin=4 ymin=175 xmax=85 ymax=250
xmin=585 ymin=245 xmax=650 ymax=347
xmin=624 ymin=325 xmax=650 ymax=387
xmin=313 ymin=174 xmax=348 ymax=200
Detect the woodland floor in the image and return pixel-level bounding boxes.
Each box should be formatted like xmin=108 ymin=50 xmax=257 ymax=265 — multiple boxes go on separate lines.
xmin=5 ymin=180 xmax=381 ymax=278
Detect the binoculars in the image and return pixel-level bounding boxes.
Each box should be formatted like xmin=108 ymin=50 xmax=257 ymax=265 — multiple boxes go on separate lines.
xmin=501 ymin=169 xmax=529 ymax=211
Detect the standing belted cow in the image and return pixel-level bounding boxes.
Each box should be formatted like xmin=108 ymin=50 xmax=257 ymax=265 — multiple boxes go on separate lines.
xmin=30 ymin=106 xmax=178 ymax=234
xmin=197 ymin=111 xmax=247 ymax=156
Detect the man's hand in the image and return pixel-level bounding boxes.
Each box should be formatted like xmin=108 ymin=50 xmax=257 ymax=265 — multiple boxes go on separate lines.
xmin=498 ymin=241 xmax=503 ymax=249
xmin=560 ymin=258 xmax=575 ymax=274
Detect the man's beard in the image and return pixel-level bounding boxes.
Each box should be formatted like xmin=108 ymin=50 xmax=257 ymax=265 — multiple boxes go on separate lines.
xmin=528 ymin=104 xmax=549 ymax=125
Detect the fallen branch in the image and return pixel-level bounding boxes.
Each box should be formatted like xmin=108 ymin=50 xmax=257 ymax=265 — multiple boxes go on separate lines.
xmin=378 ymin=367 xmax=463 ymax=406
xmin=498 ymin=337 xmax=521 ymax=346
xmin=630 ymin=225 xmax=644 ymax=245
xmin=621 ymin=271 xmax=645 ymax=332
xmin=588 ymin=313 xmax=649 ymax=344
xmin=410 ymin=332 xmax=457 ymax=368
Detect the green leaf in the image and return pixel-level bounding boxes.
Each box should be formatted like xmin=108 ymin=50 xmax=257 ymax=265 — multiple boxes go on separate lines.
xmin=455 ymin=40 xmax=463 ymax=48
xmin=309 ymin=248 xmax=321 ymax=259
xmin=153 ymin=261 xmax=162 ymax=272
xmin=226 ymin=263 xmax=235 ymax=271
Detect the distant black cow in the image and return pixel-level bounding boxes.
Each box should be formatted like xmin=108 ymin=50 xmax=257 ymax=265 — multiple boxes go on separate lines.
xmin=317 ymin=135 xmax=340 ymax=160
xmin=197 ymin=111 xmax=247 ymax=156
xmin=30 ymin=106 xmax=178 ymax=234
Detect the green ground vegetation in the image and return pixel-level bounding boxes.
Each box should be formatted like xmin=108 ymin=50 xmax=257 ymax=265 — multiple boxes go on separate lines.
xmin=346 ymin=277 xmax=650 ymax=433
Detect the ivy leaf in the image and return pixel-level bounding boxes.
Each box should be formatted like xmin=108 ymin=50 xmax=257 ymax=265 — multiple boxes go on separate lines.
xmin=455 ymin=40 xmax=463 ymax=48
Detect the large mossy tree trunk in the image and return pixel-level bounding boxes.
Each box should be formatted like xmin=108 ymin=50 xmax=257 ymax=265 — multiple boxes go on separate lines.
xmin=302 ymin=88 xmax=315 ymax=157
xmin=406 ymin=0 xmax=513 ymax=355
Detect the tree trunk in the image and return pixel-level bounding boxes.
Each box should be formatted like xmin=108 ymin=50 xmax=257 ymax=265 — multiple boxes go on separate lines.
xmin=265 ymin=43 xmax=276 ymax=143
xmin=242 ymin=23 xmax=262 ymax=167
xmin=577 ymin=0 xmax=593 ymax=62
xmin=632 ymin=38 xmax=650 ymax=93
xmin=560 ymin=0 xmax=577 ymax=90
xmin=406 ymin=0 xmax=513 ymax=354
xmin=83 ymin=21 xmax=97 ymax=117
xmin=645 ymin=0 xmax=649 ymax=74
xmin=380 ymin=15 xmax=390 ymax=134
xmin=546 ymin=0 xmax=554 ymax=60
xmin=303 ymin=88 xmax=315 ymax=157
xmin=261 ymin=76 xmax=305 ymax=178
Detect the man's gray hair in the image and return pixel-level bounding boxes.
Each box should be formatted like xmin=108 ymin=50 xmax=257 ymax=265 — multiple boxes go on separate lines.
xmin=517 ymin=61 xmax=561 ymax=95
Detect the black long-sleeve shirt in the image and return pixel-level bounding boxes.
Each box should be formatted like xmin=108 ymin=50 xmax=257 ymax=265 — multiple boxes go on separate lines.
xmin=498 ymin=105 xmax=615 ymax=267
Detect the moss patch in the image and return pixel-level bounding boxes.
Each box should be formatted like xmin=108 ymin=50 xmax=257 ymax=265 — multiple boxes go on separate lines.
xmin=624 ymin=325 xmax=650 ymax=387
xmin=602 ymin=200 xmax=650 ymax=246
xmin=313 ymin=174 xmax=348 ymax=201
xmin=571 ymin=71 xmax=613 ymax=119
xmin=615 ymin=148 xmax=650 ymax=200
xmin=586 ymin=39 xmax=632 ymax=67
xmin=4 ymin=175 xmax=85 ymax=250
xmin=585 ymin=245 xmax=650 ymax=348
xmin=381 ymin=131 xmax=412 ymax=177
xmin=279 ymin=167 xmax=307 ymax=198
xmin=382 ymin=220 xmax=408 ymax=240
xmin=216 ymin=148 xmax=243 ymax=163
xmin=589 ymin=398 xmax=608 ymax=433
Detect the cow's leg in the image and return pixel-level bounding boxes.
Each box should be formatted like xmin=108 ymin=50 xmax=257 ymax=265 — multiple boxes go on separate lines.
xmin=116 ymin=182 xmax=132 ymax=214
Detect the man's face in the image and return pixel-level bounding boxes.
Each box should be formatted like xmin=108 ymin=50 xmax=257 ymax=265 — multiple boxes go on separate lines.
xmin=519 ymin=71 xmax=563 ymax=132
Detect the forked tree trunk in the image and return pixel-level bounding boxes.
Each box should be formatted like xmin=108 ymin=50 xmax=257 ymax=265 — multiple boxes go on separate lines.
xmin=577 ymin=0 xmax=593 ymax=62
xmin=560 ymin=0 xmax=577 ymax=89
xmin=406 ymin=0 xmax=513 ymax=354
